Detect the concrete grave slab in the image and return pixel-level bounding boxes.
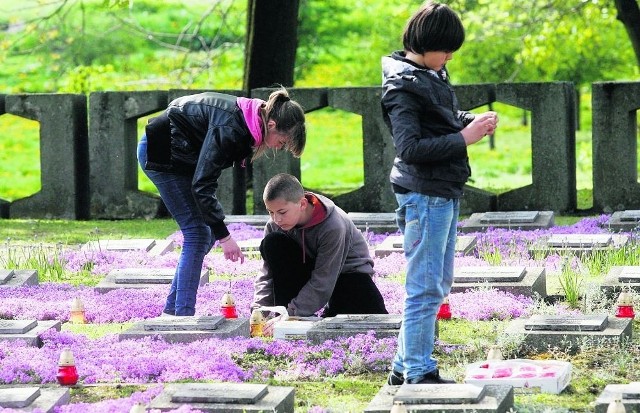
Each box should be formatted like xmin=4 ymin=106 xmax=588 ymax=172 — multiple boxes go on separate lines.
xmin=601 ymin=266 xmax=640 ymax=297
xmin=0 ymin=320 xmax=62 ymax=347
xmin=595 ymin=382 xmax=640 ymax=413
xmin=0 ymin=385 xmax=70 ymax=413
xmin=374 ymin=235 xmax=477 ymax=258
xmin=529 ymin=234 xmax=629 ymax=257
xmin=608 ymin=210 xmax=640 ymax=232
xmin=503 ymin=314 xmax=632 ymax=354
xmin=0 ymin=269 xmax=38 ymax=288
xmin=307 ymin=314 xmax=402 ymax=344
xmin=365 ymin=384 xmax=514 ymax=413
xmin=225 ymin=215 xmax=270 ymax=229
xmin=119 ymin=316 xmax=249 ymax=343
xmin=95 ymin=268 xmax=208 ymax=293
xmin=148 ymin=382 xmax=294 ymax=412
xmin=460 ymin=211 xmax=554 ymax=233
xmin=347 ymin=212 xmax=398 ymax=232
xmin=450 ymin=266 xmax=546 ymax=298
xmin=81 ymin=239 xmax=175 ymax=256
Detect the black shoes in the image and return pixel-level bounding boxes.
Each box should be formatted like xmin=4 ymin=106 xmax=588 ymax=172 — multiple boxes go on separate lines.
xmin=411 ymin=369 xmax=456 ymax=384
xmin=387 ymin=370 xmax=404 ymax=385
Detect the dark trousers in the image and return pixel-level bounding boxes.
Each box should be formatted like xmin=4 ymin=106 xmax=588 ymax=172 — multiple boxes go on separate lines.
xmin=260 ymin=232 xmax=388 ymax=317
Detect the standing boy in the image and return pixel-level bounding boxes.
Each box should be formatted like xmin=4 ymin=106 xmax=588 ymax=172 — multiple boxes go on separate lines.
xmin=252 ymin=173 xmax=388 ymax=318
xmin=381 ymin=2 xmax=498 ymax=384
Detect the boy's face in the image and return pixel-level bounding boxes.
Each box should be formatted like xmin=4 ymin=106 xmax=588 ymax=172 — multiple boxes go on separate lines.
xmin=264 ymin=197 xmax=305 ymax=231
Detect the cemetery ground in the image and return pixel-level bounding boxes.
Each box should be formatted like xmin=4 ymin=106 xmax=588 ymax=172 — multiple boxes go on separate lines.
xmin=2 ymin=215 xmax=640 ymax=412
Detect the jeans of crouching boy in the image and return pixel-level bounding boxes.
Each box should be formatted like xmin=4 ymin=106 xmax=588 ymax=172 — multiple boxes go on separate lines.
xmin=137 ymin=135 xmax=215 ymax=316
xmin=391 ymin=192 xmax=458 ymax=383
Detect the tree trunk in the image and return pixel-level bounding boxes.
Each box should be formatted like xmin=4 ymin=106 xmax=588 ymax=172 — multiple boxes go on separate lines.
xmin=243 ymin=0 xmax=300 ymax=90
xmin=614 ymin=0 xmax=640 ymax=67
xmin=236 ymin=0 xmax=301 ymax=214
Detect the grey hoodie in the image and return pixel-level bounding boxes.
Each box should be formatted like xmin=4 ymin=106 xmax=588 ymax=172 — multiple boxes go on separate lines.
xmin=252 ymin=193 xmax=374 ymax=316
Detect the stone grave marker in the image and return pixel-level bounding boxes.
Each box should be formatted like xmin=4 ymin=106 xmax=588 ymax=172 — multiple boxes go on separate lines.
xmin=81 ymin=238 xmax=175 ymax=256
xmin=374 ymin=235 xmax=477 ymax=258
xmin=236 ymin=238 xmax=262 ymax=258
xmin=0 ymin=386 xmax=70 ymax=412
xmin=307 ymin=314 xmax=402 ymax=343
xmin=503 ymin=314 xmax=632 ymax=354
xmin=365 ymin=384 xmax=514 ymax=413
xmin=608 ymin=210 xmax=640 ymax=232
xmin=95 ymin=268 xmax=208 ymax=293
xmin=0 ymin=319 xmax=62 ymax=347
xmin=148 ymin=382 xmax=294 ymax=412
xmin=460 ymin=211 xmax=554 ymax=233
xmin=594 ymin=381 xmax=640 ymax=412
xmin=451 ymin=266 xmax=546 ymax=298
xmin=225 ymin=215 xmax=270 ymax=228
xmin=529 ymin=233 xmax=629 ymax=257
xmin=601 ymin=266 xmax=640 ymax=297
xmin=0 ymin=269 xmax=38 ymax=288
xmin=347 ymin=212 xmax=398 ymax=232
xmin=119 ymin=315 xmax=249 ymax=343
xmin=394 ymin=383 xmax=486 ymax=405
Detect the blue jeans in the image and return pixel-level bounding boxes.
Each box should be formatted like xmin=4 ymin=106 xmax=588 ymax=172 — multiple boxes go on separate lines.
xmin=137 ymin=135 xmax=215 ymax=316
xmin=391 ymin=192 xmax=459 ymax=382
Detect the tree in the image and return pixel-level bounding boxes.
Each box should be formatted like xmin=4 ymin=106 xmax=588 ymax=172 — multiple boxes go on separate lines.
xmin=615 ymin=0 xmax=640 ymax=66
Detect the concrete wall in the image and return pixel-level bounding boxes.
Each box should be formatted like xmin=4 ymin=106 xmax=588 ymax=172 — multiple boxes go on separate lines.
xmin=0 ymin=81 xmax=629 ymax=219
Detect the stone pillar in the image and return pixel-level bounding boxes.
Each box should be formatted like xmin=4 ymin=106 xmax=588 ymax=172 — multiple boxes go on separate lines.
xmin=330 ymin=87 xmax=396 ymax=212
xmin=495 ymin=82 xmax=577 ymax=212
xmin=251 ymin=87 xmax=328 ymax=214
xmin=592 ymin=81 xmax=640 ymax=212
xmin=0 ymin=94 xmax=8 ymax=218
xmin=89 ymin=91 xmax=167 ymax=219
xmin=6 ymin=93 xmax=89 ymax=219
xmin=454 ymin=83 xmax=498 ymax=214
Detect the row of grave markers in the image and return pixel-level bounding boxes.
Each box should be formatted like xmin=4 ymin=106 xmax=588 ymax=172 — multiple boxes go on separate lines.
xmin=4 ymin=210 xmax=640 ymax=411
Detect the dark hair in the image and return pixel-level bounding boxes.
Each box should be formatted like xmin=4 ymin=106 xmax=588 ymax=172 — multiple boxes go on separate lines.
xmin=403 ymin=2 xmax=465 ymax=54
xmin=263 ymin=173 xmax=304 ymax=203
xmin=254 ymin=86 xmax=306 ymax=161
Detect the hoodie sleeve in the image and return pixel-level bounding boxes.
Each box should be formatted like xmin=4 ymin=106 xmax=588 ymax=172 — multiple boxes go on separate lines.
xmin=288 ymin=224 xmax=350 ymax=316
xmin=251 ymin=223 xmax=276 ymax=311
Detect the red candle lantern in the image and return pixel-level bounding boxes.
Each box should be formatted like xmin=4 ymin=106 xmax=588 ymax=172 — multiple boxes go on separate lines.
xmin=615 ymin=292 xmax=635 ymax=318
xmin=220 ymin=292 xmax=238 ymax=319
xmin=437 ymin=296 xmax=452 ymax=320
xmin=56 ymin=348 xmax=79 ymax=386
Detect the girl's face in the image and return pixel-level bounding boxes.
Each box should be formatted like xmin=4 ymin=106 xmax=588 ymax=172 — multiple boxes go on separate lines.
xmin=264 ymin=119 xmax=289 ymax=150
xmin=422 ymin=50 xmax=454 ymax=71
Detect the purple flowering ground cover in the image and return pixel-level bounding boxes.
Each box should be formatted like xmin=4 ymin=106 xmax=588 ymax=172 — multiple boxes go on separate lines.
xmin=0 ymin=216 xmax=637 ymax=412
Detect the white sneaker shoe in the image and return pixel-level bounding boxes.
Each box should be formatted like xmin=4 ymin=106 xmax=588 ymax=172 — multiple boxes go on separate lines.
xmin=159 ymin=312 xmax=177 ymax=318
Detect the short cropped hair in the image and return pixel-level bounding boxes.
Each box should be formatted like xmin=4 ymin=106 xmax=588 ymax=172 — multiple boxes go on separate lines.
xmin=263 ymin=173 xmax=305 ymax=203
xmin=403 ymin=2 xmax=465 ymax=54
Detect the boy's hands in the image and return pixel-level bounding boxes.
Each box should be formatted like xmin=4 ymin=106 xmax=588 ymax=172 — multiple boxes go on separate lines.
xmin=221 ymin=236 xmax=245 ymax=263
xmin=461 ymin=111 xmax=499 ymax=146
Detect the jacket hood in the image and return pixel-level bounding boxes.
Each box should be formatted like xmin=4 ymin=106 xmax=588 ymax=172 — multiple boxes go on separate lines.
xmin=382 ymin=51 xmax=448 ymax=83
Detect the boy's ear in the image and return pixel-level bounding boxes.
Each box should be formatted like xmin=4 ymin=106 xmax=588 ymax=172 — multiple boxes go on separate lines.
xmin=299 ymin=196 xmax=308 ymax=209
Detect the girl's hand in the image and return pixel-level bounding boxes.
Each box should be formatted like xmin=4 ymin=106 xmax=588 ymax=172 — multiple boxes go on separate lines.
xmin=220 ymin=236 xmax=245 ymax=263
xmin=461 ymin=111 xmax=498 ymax=145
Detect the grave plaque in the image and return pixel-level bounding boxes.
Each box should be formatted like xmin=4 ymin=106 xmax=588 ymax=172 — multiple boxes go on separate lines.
xmin=144 ymin=316 xmax=226 ymax=332
xmin=323 ymin=314 xmax=402 ymax=330
xmin=454 ymin=266 xmax=526 ymax=283
xmin=114 ymin=268 xmax=174 ymax=284
xmin=618 ymin=267 xmax=640 ymax=283
xmin=237 ymin=238 xmax=262 ymax=252
xmin=480 ymin=211 xmax=539 ymax=224
xmin=622 ymin=382 xmax=640 ymax=399
xmin=620 ymin=210 xmax=640 ymax=222
xmin=0 ymin=387 xmax=41 ymax=408
xmin=171 ymin=383 xmax=268 ymax=404
xmin=546 ymin=234 xmax=612 ymax=248
xmin=524 ymin=315 xmax=608 ymax=332
xmin=0 ymin=270 xmax=15 ymax=285
xmin=0 ymin=320 xmax=38 ymax=334
xmin=394 ymin=384 xmax=486 ymax=405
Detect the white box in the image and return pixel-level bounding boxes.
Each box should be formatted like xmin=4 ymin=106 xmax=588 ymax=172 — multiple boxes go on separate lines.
xmin=464 ymin=359 xmax=571 ymax=394
xmin=273 ymin=318 xmax=319 ymax=340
